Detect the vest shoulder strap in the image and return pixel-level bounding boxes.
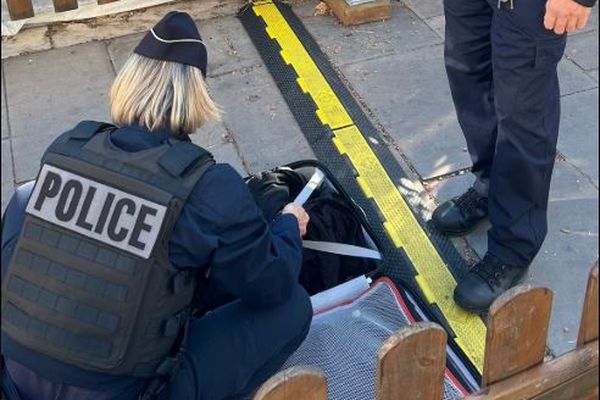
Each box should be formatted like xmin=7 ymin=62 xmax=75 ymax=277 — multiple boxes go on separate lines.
xmin=158 ymin=141 xmax=213 ymax=178
xmin=69 ymin=121 xmax=116 ymax=140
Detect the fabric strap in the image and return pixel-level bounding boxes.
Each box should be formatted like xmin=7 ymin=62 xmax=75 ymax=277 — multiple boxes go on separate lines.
xmin=293 ymin=169 xmax=325 ymax=206
xmin=302 ymin=240 xmax=382 ymax=260
xmin=294 ymin=168 xmax=382 ymax=261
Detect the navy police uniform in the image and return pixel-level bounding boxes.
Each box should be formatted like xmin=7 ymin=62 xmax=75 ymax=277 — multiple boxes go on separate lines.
xmin=444 ymin=0 xmax=593 ymax=266
xmin=1 ymin=124 xmax=312 ymax=400
xmin=1 ymin=11 xmax=312 ymax=400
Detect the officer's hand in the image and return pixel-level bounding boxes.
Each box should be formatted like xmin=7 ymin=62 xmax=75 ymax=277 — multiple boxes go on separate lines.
xmin=282 ymin=203 xmax=310 ymax=237
xmin=544 ymin=0 xmax=592 ymax=34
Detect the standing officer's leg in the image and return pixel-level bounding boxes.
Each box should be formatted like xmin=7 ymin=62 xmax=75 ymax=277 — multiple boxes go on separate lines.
xmin=433 ymin=0 xmax=497 ymax=235
xmin=489 ymin=11 xmax=565 ymax=267
xmin=168 ymin=284 xmax=312 ymax=400
xmin=453 ymin=2 xmax=567 ymax=312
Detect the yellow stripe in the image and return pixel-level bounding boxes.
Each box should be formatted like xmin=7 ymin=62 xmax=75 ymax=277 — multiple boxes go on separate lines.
xmin=253 ymin=2 xmax=486 ymax=372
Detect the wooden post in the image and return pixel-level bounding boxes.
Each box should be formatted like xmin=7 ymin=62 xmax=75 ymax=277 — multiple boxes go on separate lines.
xmin=52 ymin=0 xmax=78 ymax=13
xmin=6 ymin=0 xmax=34 ymax=20
xmin=253 ymin=366 xmax=327 ymax=400
xmin=482 ymin=285 xmax=553 ymax=387
xmin=376 ymin=322 xmax=447 ymax=400
xmin=577 ymin=262 xmax=599 ymax=347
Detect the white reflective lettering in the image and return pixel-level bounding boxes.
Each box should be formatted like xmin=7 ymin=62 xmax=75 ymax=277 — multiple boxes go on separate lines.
xmin=26 ymin=164 xmax=167 ymax=259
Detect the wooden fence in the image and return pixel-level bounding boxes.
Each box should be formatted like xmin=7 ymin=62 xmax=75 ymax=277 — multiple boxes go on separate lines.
xmin=6 ymin=0 xmax=120 ymax=20
xmin=255 ymin=262 xmax=599 ymax=400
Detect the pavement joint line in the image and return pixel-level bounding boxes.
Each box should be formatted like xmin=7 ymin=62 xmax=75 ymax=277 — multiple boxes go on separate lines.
xmin=4 ymin=138 xmax=17 ymax=189
xmin=560 ymin=85 xmax=599 ymax=99
xmin=556 ymin=152 xmax=599 ymax=191
xmin=222 ymin=122 xmax=251 ymax=175
xmin=567 ymin=28 xmax=598 ymax=39
xmin=421 ymin=167 xmax=473 ymax=184
xmin=564 ymin=54 xmax=597 ymax=73
xmin=423 ymin=19 xmax=445 ymax=40
xmin=2 ymin=69 xmax=17 ymax=188
xmin=2 ymin=68 xmax=11 ymax=140
xmin=103 ymin=41 xmax=118 ymax=77
xmin=207 ymin=62 xmax=266 ymax=79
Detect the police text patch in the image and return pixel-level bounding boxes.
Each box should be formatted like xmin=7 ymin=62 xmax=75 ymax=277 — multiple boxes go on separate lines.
xmin=26 ymin=164 xmax=167 ymax=259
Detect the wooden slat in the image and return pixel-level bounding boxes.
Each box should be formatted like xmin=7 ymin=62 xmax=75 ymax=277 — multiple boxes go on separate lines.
xmin=482 ymin=285 xmax=553 ymax=387
xmin=532 ymin=367 xmax=599 ymax=400
xmin=577 ymin=262 xmax=599 ymax=347
xmin=253 ymin=366 xmax=327 ymax=400
xmin=466 ymin=340 xmax=599 ymax=400
xmin=376 ymin=322 xmax=447 ymax=400
xmin=6 ymin=0 xmax=34 ymax=20
xmin=52 ymin=0 xmax=78 ymax=13
xmin=97 ymin=0 xmax=120 ymax=4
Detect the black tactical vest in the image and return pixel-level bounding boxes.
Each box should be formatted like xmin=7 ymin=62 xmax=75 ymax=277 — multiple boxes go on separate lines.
xmin=1 ymin=121 xmax=214 ymax=377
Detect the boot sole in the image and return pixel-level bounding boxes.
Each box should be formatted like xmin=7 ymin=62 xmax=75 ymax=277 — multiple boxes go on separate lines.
xmin=431 ymin=216 xmax=487 ymax=237
xmin=453 ymin=292 xmax=488 ymax=314
xmin=453 ymin=272 xmax=529 ymax=314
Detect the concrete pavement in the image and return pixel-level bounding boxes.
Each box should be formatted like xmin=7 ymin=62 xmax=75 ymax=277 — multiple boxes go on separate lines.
xmin=1 ymin=0 xmax=598 ymax=357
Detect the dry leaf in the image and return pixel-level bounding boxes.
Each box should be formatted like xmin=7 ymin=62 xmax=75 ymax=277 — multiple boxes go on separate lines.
xmin=314 ymin=1 xmax=331 ymax=16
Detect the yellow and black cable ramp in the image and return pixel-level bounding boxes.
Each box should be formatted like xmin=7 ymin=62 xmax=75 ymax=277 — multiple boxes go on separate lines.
xmin=239 ymin=0 xmax=488 ymax=389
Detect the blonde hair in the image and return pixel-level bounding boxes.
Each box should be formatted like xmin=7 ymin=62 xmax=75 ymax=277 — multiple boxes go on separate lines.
xmin=110 ymin=53 xmax=220 ymax=134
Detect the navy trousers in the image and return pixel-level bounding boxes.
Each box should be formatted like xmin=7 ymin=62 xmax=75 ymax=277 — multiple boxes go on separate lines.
xmin=168 ymin=284 xmax=312 ymax=400
xmin=444 ymin=0 xmax=567 ymax=265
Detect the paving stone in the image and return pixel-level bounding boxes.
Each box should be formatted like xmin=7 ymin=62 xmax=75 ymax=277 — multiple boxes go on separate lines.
xmin=4 ymin=43 xmax=114 ymax=182
xmin=559 ymin=57 xmax=598 ymax=96
xmin=294 ymin=2 xmax=442 ymax=67
xmin=209 ymin=66 xmax=314 ymax=174
xmin=341 ymin=45 xmax=471 ymax=179
xmin=200 ymin=16 xmax=264 ymax=78
xmin=424 ymin=15 xmax=445 ymax=39
xmin=1 ymin=138 xmax=14 ymax=214
xmin=400 ymin=0 xmax=443 ymax=19
xmin=107 ymin=17 xmax=262 ymax=77
xmin=425 ymin=170 xmax=473 ymax=204
xmin=207 ymin=141 xmax=248 ymax=177
xmin=2 ymin=68 xmax=8 ymax=139
xmin=189 ymin=119 xmax=247 ymax=175
xmin=10 ymin=135 xmax=51 ymax=183
xmin=565 ymin=31 xmax=598 ymax=71
xmin=106 ymin=33 xmax=144 ymax=72
xmin=557 ymin=89 xmax=599 ymax=185
xmin=588 ymin=69 xmax=598 ymax=82
xmin=191 ymin=118 xmax=231 ymax=149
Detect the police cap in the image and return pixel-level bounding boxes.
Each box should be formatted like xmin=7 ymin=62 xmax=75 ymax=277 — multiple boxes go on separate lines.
xmin=134 ymin=11 xmax=208 ymax=77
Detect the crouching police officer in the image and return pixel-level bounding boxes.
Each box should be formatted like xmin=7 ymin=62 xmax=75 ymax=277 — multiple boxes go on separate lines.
xmin=1 ymin=11 xmax=312 ymax=400
xmin=433 ymin=0 xmax=595 ymax=312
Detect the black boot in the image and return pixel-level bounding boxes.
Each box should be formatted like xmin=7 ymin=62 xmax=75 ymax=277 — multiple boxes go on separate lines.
xmin=453 ymin=253 xmax=528 ymax=313
xmin=432 ymin=188 xmax=488 ymax=236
